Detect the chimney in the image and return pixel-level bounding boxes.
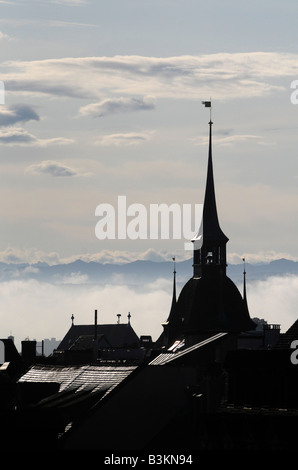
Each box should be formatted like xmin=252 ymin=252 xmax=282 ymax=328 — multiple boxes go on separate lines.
xmin=94 ymin=309 xmax=98 ymax=340
xmin=93 ymin=309 xmax=98 ymax=363
xmin=21 ymin=339 xmax=37 ymax=364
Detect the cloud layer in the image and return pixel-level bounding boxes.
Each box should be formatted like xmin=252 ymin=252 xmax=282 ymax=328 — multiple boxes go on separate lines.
xmin=0 ymin=104 xmax=39 ymax=126
xmin=0 ymin=127 xmax=73 ymax=146
xmin=27 ymin=160 xmax=79 ymax=177
xmin=1 ymin=273 xmax=298 ymax=353
xmin=80 ymin=96 xmax=156 ymax=117
xmin=2 ymin=52 xmax=295 ymax=103
xmin=0 ymin=246 xmax=296 ymax=266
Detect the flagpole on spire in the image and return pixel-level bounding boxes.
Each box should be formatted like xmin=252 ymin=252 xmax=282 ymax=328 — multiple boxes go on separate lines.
xmin=202 ymin=99 xmax=212 ymax=122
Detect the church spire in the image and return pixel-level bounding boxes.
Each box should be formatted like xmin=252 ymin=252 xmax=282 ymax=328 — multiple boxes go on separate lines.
xmin=203 ymin=118 xmax=228 ymax=243
xmin=193 ymin=103 xmax=228 ymax=277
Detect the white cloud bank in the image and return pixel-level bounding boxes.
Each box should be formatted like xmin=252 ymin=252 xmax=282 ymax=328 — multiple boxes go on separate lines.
xmin=1 ymin=274 xmax=298 ymax=353
xmin=2 ymin=52 xmax=295 ymax=103
xmin=0 ymin=278 xmax=171 ymax=351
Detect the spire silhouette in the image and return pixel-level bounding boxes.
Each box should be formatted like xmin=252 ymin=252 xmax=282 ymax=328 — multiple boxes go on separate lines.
xmin=193 ymin=108 xmax=228 ymax=277
xmin=202 ymin=119 xmax=228 ymax=244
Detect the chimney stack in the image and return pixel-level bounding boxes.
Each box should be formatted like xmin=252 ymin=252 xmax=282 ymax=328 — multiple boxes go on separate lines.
xmin=94 ymin=309 xmax=98 ymax=340
xmin=93 ymin=309 xmax=98 ymax=363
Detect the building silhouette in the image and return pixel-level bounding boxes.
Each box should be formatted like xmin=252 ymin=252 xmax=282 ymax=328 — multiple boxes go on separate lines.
xmin=1 ymin=111 xmax=298 ymax=452
xmin=156 ymin=119 xmax=256 ymax=350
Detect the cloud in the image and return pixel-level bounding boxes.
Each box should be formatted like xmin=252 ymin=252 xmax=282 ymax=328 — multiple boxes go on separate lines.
xmin=0 ymin=104 xmax=40 ymax=126
xmin=48 ymin=20 xmax=97 ymax=28
xmin=2 ymin=52 xmax=295 ymax=103
xmin=247 ymin=275 xmax=298 ymax=333
xmin=61 ymin=272 xmax=89 ymax=284
xmin=0 ymin=247 xmax=189 ymax=266
xmin=73 ymin=249 xmax=181 ymax=264
xmin=0 ymin=127 xmax=73 ymax=146
xmin=192 ymin=133 xmax=270 ymax=147
xmin=23 ymin=266 xmax=40 ymax=275
xmin=1 ymin=246 xmax=298 ymax=268
xmin=1 ymin=273 xmax=298 ymax=353
xmin=0 ymin=278 xmax=170 ymax=350
xmin=26 ymin=160 xmax=80 ymax=177
xmin=79 ymin=96 xmax=156 ymax=118
xmin=228 ymin=251 xmax=298 ymax=265
xmin=49 ymin=0 xmax=87 ymax=4
xmin=93 ymin=131 xmax=154 ymax=146
xmin=0 ymin=247 xmax=61 ymax=265
xmin=0 ymin=31 xmax=11 ymax=40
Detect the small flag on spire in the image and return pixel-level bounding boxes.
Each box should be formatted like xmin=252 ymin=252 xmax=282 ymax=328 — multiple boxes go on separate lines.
xmin=202 ymin=101 xmax=211 ymax=107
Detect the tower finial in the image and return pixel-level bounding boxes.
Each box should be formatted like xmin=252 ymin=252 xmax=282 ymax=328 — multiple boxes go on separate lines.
xmin=71 ymin=314 xmax=74 ymax=326
xmin=243 ymin=257 xmax=247 ymax=301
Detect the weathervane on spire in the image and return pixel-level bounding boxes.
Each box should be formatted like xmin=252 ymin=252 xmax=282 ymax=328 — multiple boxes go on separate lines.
xmin=202 ymin=99 xmax=212 ymax=122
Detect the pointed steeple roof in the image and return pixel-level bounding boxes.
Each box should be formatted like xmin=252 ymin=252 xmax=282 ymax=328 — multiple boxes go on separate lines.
xmin=202 ymin=120 xmax=228 ymax=243
xmin=243 ymin=258 xmax=247 ymax=304
xmin=242 ymin=257 xmax=250 ymax=316
xmin=168 ymin=258 xmax=177 ymax=321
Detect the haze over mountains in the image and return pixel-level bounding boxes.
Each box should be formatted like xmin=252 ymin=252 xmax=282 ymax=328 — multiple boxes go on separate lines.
xmin=1 ymin=257 xmax=298 ymax=351
xmin=1 ymin=257 xmax=298 ymax=287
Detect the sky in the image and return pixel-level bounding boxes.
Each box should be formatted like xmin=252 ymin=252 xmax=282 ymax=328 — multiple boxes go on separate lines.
xmin=1 ymin=0 xmax=298 ymax=348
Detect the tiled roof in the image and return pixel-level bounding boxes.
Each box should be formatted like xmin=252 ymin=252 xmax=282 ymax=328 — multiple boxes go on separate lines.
xmin=69 ymin=334 xmax=111 ymax=351
xmin=18 ymin=364 xmax=137 ymax=398
xmin=17 ymin=364 xmax=139 ymax=432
